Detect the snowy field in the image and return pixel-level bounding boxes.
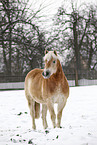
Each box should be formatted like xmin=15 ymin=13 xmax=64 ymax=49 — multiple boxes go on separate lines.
xmin=0 ymin=86 xmax=97 ymax=145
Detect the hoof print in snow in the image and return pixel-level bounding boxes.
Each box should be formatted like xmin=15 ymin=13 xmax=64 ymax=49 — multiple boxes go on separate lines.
xmin=24 ymin=112 xmax=28 ymax=114
xmin=19 ymin=140 xmax=22 ymax=142
xmin=17 ymin=112 xmax=23 ymax=116
xmin=69 ymin=125 xmax=72 ymax=129
xmin=88 ymin=133 xmax=91 ymax=136
xmin=28 ymin=139 xmax=34 ymax=144
xmin=56 ymin=135 xmax=59 ymax=139
xmin=45 ymin=130 xmax=49 ymax=134
xmin=10 ymin=138 xmax=17 ymax=143
xmin=23 ymin=139 xmax=26 ymax=142
xmin=16 ymin=126 xmax=21 ymax=128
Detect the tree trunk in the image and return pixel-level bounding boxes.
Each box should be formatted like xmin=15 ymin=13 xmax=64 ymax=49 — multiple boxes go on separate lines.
xmin=88 ymin=42 xmax=93 ymax=69
xmin=8 ymin=0 xmax=12 ymax=75
xmin=2 ymin=41 xmax=8 ymax=73
xmin=75 ymin=69 xmax=78 ymax=86
xmin=8 ymin=27 xmax=12 ymax=75
xmin=73 ymin=21 xmax=80 ymax=86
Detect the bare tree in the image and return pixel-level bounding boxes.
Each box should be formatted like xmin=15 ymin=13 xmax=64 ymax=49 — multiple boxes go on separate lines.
xmin=51 ymin=2 xmax=97 ymax=85
xmin=0 ymin=0 xmax=46 ymax=76
xmin=82 ymin=5 xmax=97 ymax=70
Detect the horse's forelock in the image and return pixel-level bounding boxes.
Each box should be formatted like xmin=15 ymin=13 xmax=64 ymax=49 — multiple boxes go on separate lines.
xmin=43 ymin=51 xmax=59 ymax=62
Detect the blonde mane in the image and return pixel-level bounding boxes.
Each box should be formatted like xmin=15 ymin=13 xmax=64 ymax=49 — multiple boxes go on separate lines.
xmin=43 ymin=51 xmax=60 ymax=61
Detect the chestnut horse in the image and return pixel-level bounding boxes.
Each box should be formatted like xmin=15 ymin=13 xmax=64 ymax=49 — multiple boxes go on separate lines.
xmin=25 ymin=50 xmax=69 ymax=129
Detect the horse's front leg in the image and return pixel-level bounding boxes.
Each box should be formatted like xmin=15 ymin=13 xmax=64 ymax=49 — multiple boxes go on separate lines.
xmin=29 ymin=99 xmax=36 ymax=130
xmin=57 ymin=98 xmax=67 ymax=128
xmin=42 ymin=104 xmax=48 ymax=129
xmin=47 ymin=100 xmax=56 ymax=128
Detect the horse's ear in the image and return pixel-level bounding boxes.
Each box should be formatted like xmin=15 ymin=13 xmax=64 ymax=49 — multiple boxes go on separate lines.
xmin=54 ymin=50 xmax=57 ymax=56
xmin=45 ymin=50 xmax=48 ymax=54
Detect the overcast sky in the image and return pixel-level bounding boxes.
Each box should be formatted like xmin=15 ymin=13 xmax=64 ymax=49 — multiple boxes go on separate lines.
xmin=29 ymin=0 xmax=96 ymax=15
xmin=28 ymin=0 xmax=97 ymax=30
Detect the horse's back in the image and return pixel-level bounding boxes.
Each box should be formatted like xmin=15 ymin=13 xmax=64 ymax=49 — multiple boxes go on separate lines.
xmin=25 ymin=68 xmax=43 ymax=79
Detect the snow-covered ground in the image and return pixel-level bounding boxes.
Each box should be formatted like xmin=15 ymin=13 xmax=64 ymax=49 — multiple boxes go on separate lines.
xmin=0 ymin=86 xmax=97 ymax=145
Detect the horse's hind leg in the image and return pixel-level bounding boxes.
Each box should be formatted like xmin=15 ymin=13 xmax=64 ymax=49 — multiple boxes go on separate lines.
xmin=35 ymin=102 xmax=40 ymax=119
xmin=42 ymin=104 xmax=48 ymax=129
xmin=27 ymin=98 xmax=36 ymax=130
xmin=47 ymin=100 xmax=56 ymax=128
xmin=57 ymin=98 xmax=67 ymax=128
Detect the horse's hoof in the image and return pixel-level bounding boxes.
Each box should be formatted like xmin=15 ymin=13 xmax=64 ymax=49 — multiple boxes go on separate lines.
xmin=32 ymin=126 xmax=36 ymax=130
xmin=44 ymin=125 xmax=48 ymax=129
xmin=53 ymin=125 xmax=56 ymax=128
xmin=56 ymin=123 xmax=61 ymax=128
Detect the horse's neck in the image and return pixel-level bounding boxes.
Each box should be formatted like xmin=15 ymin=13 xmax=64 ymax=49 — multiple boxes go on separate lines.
xmin=56 ymin=62 xmax=64 ymax=78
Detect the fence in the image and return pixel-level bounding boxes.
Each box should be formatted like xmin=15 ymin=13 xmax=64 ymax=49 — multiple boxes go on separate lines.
xmin=0 ymin=75 xmax=25 ymax=83
xmin=0 ymin=79 xmax=97 ymax=90
xmin=0 ymin=72 xmax=97 ymax=90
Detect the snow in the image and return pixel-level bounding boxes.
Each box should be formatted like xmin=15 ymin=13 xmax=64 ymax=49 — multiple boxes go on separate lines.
xmin=0 ymin=86 xmax=97 ymax=145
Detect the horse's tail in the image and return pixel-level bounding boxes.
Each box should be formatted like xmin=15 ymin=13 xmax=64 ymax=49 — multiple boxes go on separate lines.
xmin=35 ymin=102 xmax=40 ymax=119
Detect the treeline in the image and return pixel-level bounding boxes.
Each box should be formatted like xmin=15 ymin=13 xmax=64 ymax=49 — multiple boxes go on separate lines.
xmin=0 ymin=0 xmax=46 ymax=76
xmin=50 ymin=2 xmax=97 ymax=85
xmin=0 ymin=0 xmax=97 ymax=84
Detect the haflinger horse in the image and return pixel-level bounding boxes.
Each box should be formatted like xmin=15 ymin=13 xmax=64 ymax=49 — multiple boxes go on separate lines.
xmin=25 ymin=50 xmax=69 ymax=130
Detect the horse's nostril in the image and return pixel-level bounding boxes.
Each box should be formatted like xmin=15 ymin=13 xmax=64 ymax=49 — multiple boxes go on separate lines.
xmin=46 ymin=71 xmax=49 ymax=76
xmin=42 ymin=70 xmax=50 ymax=77
xmin=42 ymin=72 xmax=44 ymax=76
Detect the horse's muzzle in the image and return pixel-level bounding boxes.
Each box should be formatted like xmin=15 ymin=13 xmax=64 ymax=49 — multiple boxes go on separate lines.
xmin=42 ymin=70 xmax=50 ymax=79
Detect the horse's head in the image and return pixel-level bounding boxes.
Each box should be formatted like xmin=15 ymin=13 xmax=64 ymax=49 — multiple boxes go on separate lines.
xmin=42 ymin=50 xmax=59 ymax=79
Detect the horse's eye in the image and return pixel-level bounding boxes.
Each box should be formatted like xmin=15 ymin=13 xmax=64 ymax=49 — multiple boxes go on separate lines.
xmin=53 ymin=60 xmax=56 ymax=63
